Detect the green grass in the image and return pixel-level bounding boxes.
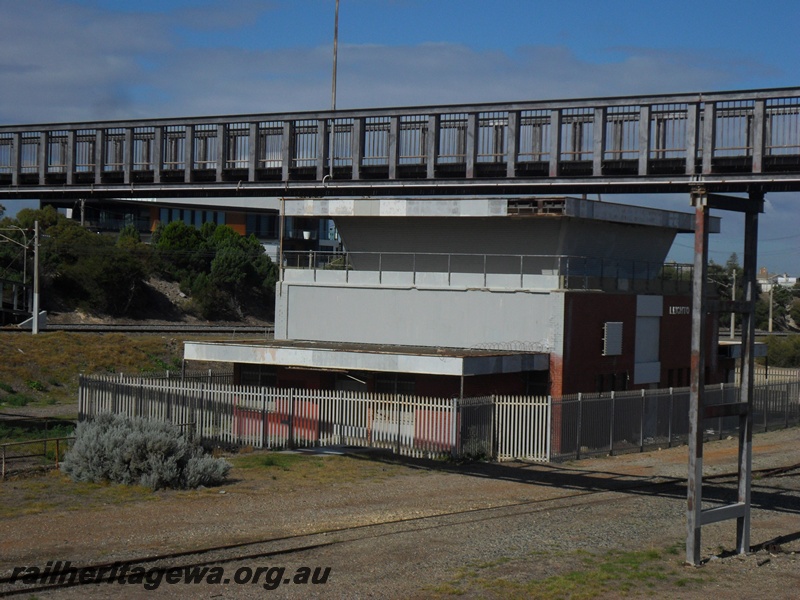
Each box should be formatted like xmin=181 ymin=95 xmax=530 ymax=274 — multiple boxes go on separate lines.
xmin=0 ymin=470 xmax=157 ymax=519
xmin=1 ymin=393 xmax=34 ymax=407
xmin=1 ymin=448 xmax=409 ymax=520
xmin=431 ymin=544 xmax=709 ymax=599
xmin=233 ymin=452 xmax=317 ymax=470
xmin=0 ymin=422 xmax=75 ymax=443
xmin=26 ymin=379 xmax=47 ymax=392
xmin=0 ymin=332 xmax=188 ymax=407
xmin=229 ymin=450 xmax=410 ymax=486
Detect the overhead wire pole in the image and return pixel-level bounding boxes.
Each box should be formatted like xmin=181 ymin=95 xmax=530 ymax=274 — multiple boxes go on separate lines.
xmin=32 ymin=220 xmax=39 ymax=335
xmin=327 ymin=0 xmax=340 ymax=182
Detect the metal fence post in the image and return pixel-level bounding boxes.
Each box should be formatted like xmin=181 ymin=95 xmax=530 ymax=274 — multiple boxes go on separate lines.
xmin=668 ymin=387 xmax=674 ymax=448
xmin=137 ymin=382 xmax=144 ymax=419
xmin=316 ymin=392 xmax=322 ymax=447
xmin=609 ymin=391 xmax=616 ymax=455
xmin=288 ymin=388 xmax=295 ymax=449
xmin=545 ymin=395 xmax=552 ymax=462
xmin=338 ymin=391 xmax=345 ymax=446
xmin=785 ymin=383 xmax=790 ymax=430
xmin=639 ymin=389 xmax=646 ymax=452
xmin=261 ymin=388 xmax=268 ymax=450
xmin=492 ymin=395 xmax=498 ymax=461
xmin=395 ymin=395 xmax=403 ymax=455
xmin=575 ymin=393 xmax=582 ymax=460
xmin=451 ymin=397 xmax=459 ymax=458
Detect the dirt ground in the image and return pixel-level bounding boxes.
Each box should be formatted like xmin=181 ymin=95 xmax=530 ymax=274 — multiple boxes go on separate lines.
xmin=1 ymin=427 xmax=800 ymax=599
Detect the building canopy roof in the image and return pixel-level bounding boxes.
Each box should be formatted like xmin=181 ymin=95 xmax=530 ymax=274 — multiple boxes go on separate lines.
xmin=184 ymin=339 xmax=549 ymax=377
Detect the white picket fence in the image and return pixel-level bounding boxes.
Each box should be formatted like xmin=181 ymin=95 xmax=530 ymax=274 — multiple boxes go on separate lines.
xmin=77 ymin=375 xmax=553 ymax=461
xmin=79 ymin=372 xmax=800 ymax=463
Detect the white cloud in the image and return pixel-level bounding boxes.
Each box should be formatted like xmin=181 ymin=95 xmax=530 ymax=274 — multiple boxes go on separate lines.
xmin=1 ymin=0 xmax=795 ymax=272
xmin=0 ymin=0 xmax=769 ymax=122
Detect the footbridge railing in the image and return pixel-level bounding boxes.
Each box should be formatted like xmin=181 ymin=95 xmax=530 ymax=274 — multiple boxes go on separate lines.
xmin=2 ymin=87 xmax=800 ymax=198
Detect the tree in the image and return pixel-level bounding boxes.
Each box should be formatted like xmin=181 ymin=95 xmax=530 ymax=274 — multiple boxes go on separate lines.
xmin=154 ymin=220 xmax=210 ymax=286
xmin=756 ymin=286 xmax=795 ymax=332
xmin=0 ymin=209 xmax=149 ymax=317
xmin=153 ymin=220 xmax=277 ymax=319
xmin=764 ymin=335 xmax=800 ymax=368
xmin=790 ymin=299 xmax=800 ymax=329
xmin=43 ymin=218 xmax=148 ymax=316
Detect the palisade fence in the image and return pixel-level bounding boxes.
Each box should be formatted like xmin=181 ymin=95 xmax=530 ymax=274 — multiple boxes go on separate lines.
xmin=138 ymin=369 xmax=234 ymax=385
xmin=77 ymin=374 xmax=800 ymax=463
xmin=551 ymin=380 xmax=800 ymax=460
xmin=77 ymin=375 xmax=551 ymax=461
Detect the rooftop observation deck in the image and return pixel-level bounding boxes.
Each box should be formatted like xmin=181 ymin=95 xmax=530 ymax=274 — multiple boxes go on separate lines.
xmin=1 ymin=87 xmax=799 ymax=200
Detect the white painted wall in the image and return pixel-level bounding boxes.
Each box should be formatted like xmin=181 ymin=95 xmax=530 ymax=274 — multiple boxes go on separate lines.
xmin=276 ymin=282 xmax=561 ymax=351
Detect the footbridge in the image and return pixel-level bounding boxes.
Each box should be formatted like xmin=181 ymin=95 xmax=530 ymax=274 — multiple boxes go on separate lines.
xmin=1 ymin=87 xmax=799 ymax=200
xmin=2 ymin=86 xmax=799 ymax=565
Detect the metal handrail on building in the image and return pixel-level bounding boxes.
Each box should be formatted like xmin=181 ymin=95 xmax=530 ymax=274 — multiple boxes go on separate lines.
xmin=282 ymin=250 xmax=693 ymax=293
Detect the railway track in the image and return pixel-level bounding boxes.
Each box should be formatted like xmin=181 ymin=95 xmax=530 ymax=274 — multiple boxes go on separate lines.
xmin=1 ymin=323 xmax=274 ymax=335
xmin=2 ymin=462 xmax=797 ymax=597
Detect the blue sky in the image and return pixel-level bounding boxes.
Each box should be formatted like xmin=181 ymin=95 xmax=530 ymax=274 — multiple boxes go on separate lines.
xmin=1 ymin=0 xmax=799 ymax=272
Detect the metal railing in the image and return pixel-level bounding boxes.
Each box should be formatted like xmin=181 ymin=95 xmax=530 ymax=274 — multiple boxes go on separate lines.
xmin=1 ymin=87 xmax=799 ymax=197
xmin=551 ymin=380 xmax=800 ymax=460
xmin=1 ymin=436 xmax=74 ymax=479
xmin=283 ymin=250 xmax=692 ymax=292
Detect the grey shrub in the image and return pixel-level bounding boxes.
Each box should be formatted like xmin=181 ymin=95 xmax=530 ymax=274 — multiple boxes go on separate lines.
xmin=61 ymin=413 xmax=230 ymax=490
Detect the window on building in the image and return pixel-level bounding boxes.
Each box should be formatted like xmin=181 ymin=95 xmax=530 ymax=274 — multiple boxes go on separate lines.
xmin=375 ymin=374 xmax=415 ymax=395
xmin=602 ymin=322 xmax=623 ymax=356
xmin=238 ymin=364 xmax=277 ymax=387
xmin=246 ymin=213 xmax=279 ymax=238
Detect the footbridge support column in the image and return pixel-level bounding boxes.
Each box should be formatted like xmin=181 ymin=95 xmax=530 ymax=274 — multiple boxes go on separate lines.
xmin=686 ymin=188 xmax=763 ymax=566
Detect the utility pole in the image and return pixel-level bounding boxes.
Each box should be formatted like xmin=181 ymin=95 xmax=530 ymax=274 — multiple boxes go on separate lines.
xmin=328 ymin=0 xmax=339 ymax=181
xmin=768 ymin=286 xmax=773 ymax=333
xmin=730 ymin=269 xmax=736 ymax=339
xmin=32 ymin=220 xmax=40 ymax=335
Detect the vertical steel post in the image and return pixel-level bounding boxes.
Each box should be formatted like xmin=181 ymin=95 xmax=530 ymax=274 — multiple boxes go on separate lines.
xmin=32 ymin=220 xmax=40 ymax=335
xmin=609 ymin=391 xmax=615 ymax=455
xmin=288 ymin=388 xmax=295 ymax=449
xmin=736 ymin=196 xmax=760 ymax=554
xmin=687 ymin=188 xmax=709 ymax=566
xmin=575 ymin=393 xmax=582 ymax=460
